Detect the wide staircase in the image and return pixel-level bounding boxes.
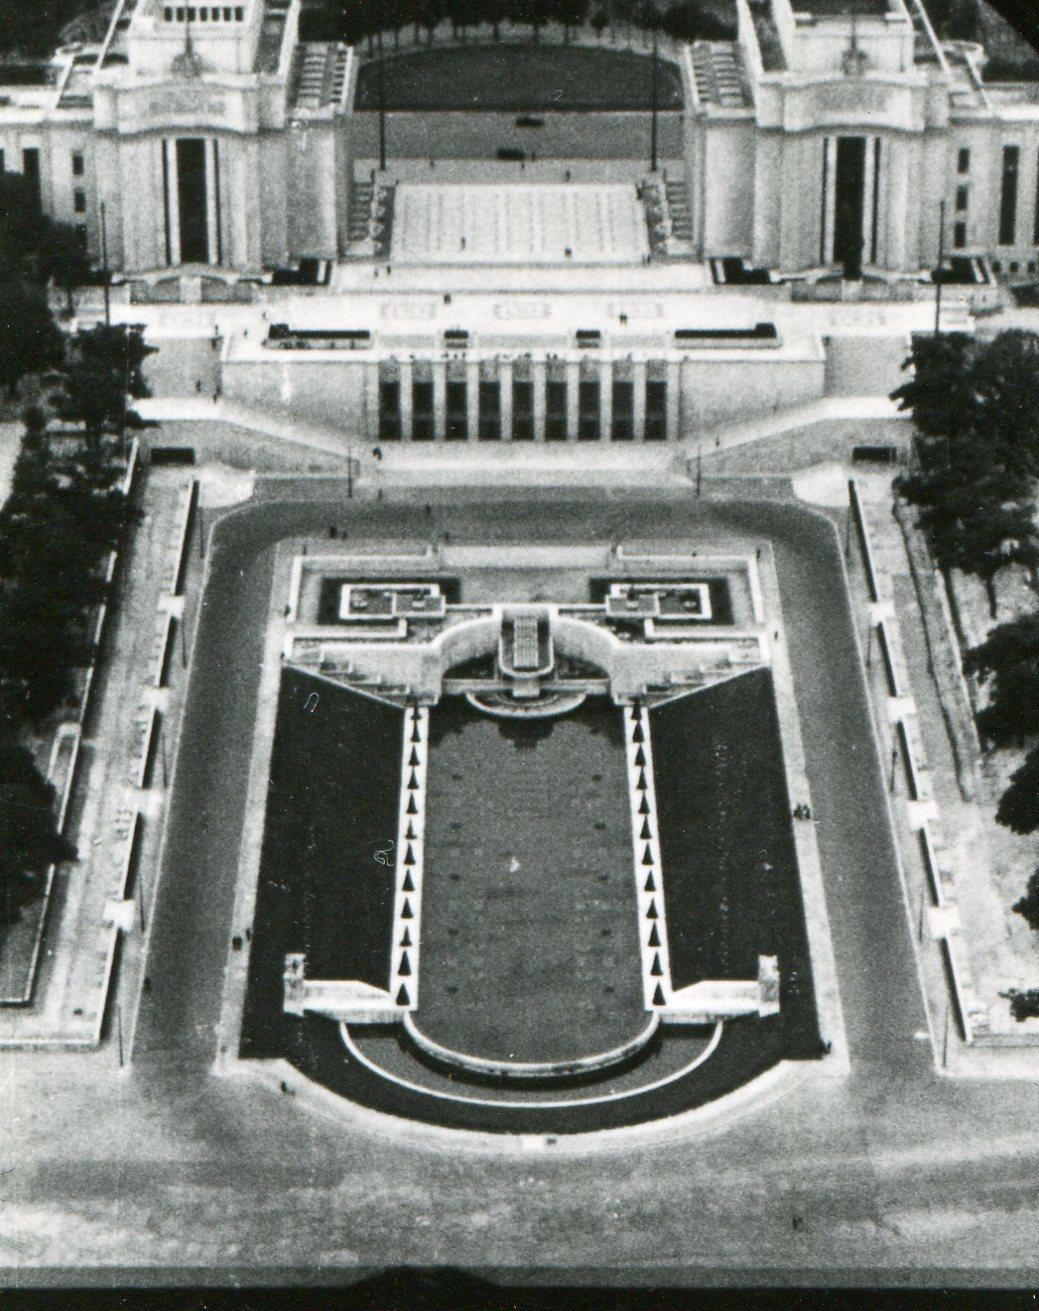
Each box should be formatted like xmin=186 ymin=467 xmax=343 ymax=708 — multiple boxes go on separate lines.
xmin=664 ymin=177 xmax=693 ymax=243
xmin=294 ymin=42 xmax=332 ymax=109
xmin=347 ymin=178 xmax=376 ymax=243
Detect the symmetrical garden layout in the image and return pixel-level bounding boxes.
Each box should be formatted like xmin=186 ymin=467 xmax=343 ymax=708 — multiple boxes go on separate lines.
xmin=240 ymin=545 xmax=823 ymax=1132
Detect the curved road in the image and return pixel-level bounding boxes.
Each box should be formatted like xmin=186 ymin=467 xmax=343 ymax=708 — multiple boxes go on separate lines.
xmin=55 ymin=484 xmax=1039 ymax=1273
xmin=133 ymin=491 xmax=928 ymax=1088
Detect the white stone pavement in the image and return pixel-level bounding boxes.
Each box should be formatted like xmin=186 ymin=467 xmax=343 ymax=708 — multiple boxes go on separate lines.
xmin=135 ymin=394 xmax=906 ymax=486
xmin=0 ymin=421 xmax=21 ymax=504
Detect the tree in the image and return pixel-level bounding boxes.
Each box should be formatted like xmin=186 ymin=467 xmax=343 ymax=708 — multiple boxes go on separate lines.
xmin=1013 ymin=868 xmax=1039 ymax=932
xmin=39 ymin=221 xmax=93 ymax=316
xmin=971 ymin=329 xmax=1039 ymax=481
xmin=0 ymin=278 xmax=63 ymax=397
xmin=0 ymin=169 xmax=49 ymax=275
xmin=0 ymin=731 xmax=76 ymax=926
xmin=934 ymin=497 xmax=1039 ymax=618
xmin=1000 ymin=988 xmax=1039 ymax=1022
xmin=890 ymin=331 xmax=978 ymax=442
xmin=996 ymin=745 xmax=1039 ymax=835
xmin=51 ymin=323 xmax=154 ymax=466
xmin=965 ymin=611 xmax=1039 ymax=747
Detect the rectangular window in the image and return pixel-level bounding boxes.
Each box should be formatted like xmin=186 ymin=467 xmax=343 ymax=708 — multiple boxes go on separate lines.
xmin=611 ymin=380 xmax=633 ymax=442
xmin=72 ymin=151 xmax=84 ymax=177
xmin=445 ymin=380 xmax=467 ymax=441
xmin=958 ymin=146 xmax=970 ymax=174
xmin=199 ymin=6 xmax=208 ymax=17
xmin=478 ymin=381 xmax=500 ymax=441
xmin=21 ymin=147 xmax=40 ymax=205
xmin=999 ymin=144 xmax=1019 ymax=246
xmin=223 ymin=6 xmax=232 ymax=16
xmin=512 ymin=380 xmax=533 ymax=441
xmin=577 ymin=380 xmax=599 ymax=441
xmin=645 ymin=380 xmax=667 ymax=441
xmin=545 ymin=380 xmax=567 ymax=442
xmin=73 ymin=188 xmax=86 ymax=214
xmin=176 ymin=7 xmax=185 ymax=20
xmin=955 ymin=184 xmax=968 ymax=213
xmin=378 ymin=381 xmax=401 ymax=440
xmin=175 ymin=136 xmax=209 ymax=264
xmin=187 ymin=7 xmax=197 ymax=19
xmin=953 ymin=220 xmax=967 ymax=249
xmin=234 ymin=6 xmax=244 ymax=18
xmin=412 ymin=380 xmax=433 ymax=441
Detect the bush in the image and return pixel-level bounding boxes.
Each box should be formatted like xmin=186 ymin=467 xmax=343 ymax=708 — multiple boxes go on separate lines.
xmin=1013 ymin=869 xmax=1039 ymax=931
xmin=1001 ymin=988 xmax=1039 ymax=1022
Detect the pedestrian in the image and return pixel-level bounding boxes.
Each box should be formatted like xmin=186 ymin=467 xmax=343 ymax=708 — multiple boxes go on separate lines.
xmin=142 ymin=976 xmax=152 ymax=994
xmin=212 ymin=389 xmax=220 ymax=405
xmin=245 ymin=927 xmax=252 ymax=943
xmin=756 ymin=546 xmax=762 ymax=560
xmin=424 ymin=502 xmax=432 ymax=516
xmin=377 ymin=488 xmax=384 ymax=501
xmin=329 ymin=525 xmax=338 ymax=539
xmin=195 ymin=379 xmax=202 ymax=394
xmin=232 ymin=934 xmax=243 ymax=952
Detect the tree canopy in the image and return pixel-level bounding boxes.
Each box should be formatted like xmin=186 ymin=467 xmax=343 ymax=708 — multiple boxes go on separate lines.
xmin=894 ymin=330 xmax=1039 ymax=615
xmin=0 ymin=732 xmax=77 ymax=925
xmin=965 ymin=612 xmax=1039 ymax=747
xmin=1013 ymin=868 xmax=1039 ymax=932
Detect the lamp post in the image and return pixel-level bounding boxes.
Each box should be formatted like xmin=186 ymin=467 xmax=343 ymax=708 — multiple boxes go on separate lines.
xmin=100 ymin=200 xmax=111 ymax=329
xmin=377 ymin=28 xmax=387 ymax=172
xmin=934 ymin=198 xmax=946 ymax=338
xmin=650 ymin=32 xmax=659 ymax=174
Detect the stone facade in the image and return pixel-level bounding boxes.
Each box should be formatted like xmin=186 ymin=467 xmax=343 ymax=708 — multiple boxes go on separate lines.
xmin=3 ymin=0 xmax=1039 ymax=280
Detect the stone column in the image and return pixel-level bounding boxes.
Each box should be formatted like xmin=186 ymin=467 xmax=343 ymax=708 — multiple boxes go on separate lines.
xmin=466 ymin=359 xmax=480 ymax=442
xmin=205 ymin=138 xmax=220 ymax=267
xmin=164 ymin=138 xmax=182 ymax=266
xmin=433 ymin=359 xmax=447 ymax=442
xmin=632 ymin=360 xmax=647 ymax=442
xmin=666 ymin=359 xmax=681 ymax=443
xmin=499 ymin=358 xmax=513 ymax=442
xmin=821 ymin=136 xmax=838 ymax=267
xmin=599 ymin=358 xmax=613 ymax=443
xmin=399 ymin=358 xmax=414 ymax=441
xmin=565 ymin=359 xmax=580 ymax=442
xmin=532 ymin=358 xmax=547 ymax=442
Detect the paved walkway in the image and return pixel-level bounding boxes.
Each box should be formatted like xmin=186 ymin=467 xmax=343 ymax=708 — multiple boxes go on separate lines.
xmin=0 ymin=421 xmax=20 ymax=503
xmin=135 ymin=395 xmax=906 ymax=487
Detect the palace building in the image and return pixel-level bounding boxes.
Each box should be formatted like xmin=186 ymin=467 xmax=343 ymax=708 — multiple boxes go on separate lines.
xmin=3 ymin=0 xmax=1039 ymax=279
xmin=2 ymin=0 xmax=1037 ymax=442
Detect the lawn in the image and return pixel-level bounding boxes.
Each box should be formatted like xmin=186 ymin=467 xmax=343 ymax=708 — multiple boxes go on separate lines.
xmin=239 ymin=669 xmax=403 ymax=1057
xmin=650 ymin=668 xmax=821 ymax=1059
xmin=354 ymin=43 xmax=684 ymax=112
xmin=415 ymin=694 xmax=646 ymax=1064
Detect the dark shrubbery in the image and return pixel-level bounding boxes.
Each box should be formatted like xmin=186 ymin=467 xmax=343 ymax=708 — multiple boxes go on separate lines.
xmin=0 ymin=316 xmax=152 ymax=926
xmin=894 ymin=331 xmax=1039 ymax=1010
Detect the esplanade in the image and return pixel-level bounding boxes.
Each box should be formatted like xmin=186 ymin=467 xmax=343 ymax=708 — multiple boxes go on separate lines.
xmin=3 ymin=0 xmax=1038 ymax=441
